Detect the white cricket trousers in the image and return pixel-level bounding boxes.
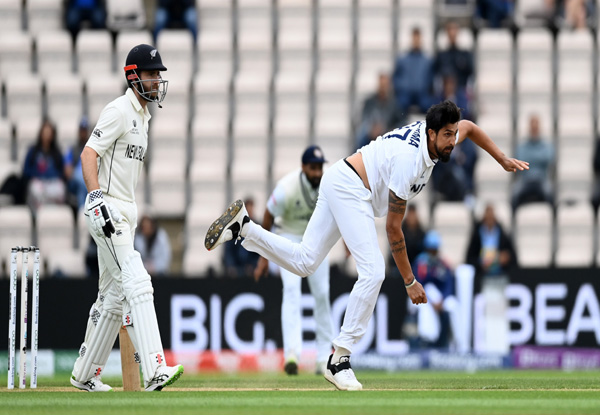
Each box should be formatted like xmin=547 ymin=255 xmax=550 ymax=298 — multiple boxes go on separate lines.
xmin=243 ymin=160 xmax=386 ymax=353
xmin=279 ymin=233 xmax=333 ymax=363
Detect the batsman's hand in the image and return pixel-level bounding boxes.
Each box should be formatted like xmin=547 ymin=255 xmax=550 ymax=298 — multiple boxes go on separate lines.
xmin=87 ymin=189 xmax=122 ymax=238
xmin=406 ymin=280 xmax=427 ymax=305
xmin=253 ymin=257 xmax=269 ymax=282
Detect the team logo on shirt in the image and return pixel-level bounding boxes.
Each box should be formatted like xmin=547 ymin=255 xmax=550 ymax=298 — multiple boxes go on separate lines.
xmin=410 ymin=183 xmax=426 ymax=194
xmin=133 ymin=120 xmax=137 ymax=127
xmin=124 ymin=144 xmax=146 ymax=161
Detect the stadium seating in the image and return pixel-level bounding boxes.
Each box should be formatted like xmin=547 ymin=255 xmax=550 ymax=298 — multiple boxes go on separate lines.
xmin=431 ymin=202 xmax=472 ymax=268
xmin=35 ymin=30 xmax=73 ymax=79
xmin=514 ymin=203 xmax=554 ymax=267
xmin=555 ymin=203 xmax=594 ymax=267
xmin=26 ymin=0 xmax=63 ymax=34
xmin=0 ymin=0 xmax=22 ymax=32
xmin=1 ymin=3 xmax=599 ymax=276
xmin=0 ymin=206 xmax=33 ymax=277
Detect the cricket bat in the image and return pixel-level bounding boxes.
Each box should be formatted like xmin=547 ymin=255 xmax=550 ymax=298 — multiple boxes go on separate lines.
xmin=119 ymin=327 xmax=141 ymax=391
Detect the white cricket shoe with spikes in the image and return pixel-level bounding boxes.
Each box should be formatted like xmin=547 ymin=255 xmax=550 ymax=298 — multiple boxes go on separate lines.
xmin=71 ymin=375 xmax=114 ymax=392
xmin=205 ymin=199 xmax=249 ymax=251
xmin=145 ymin=364 xmax=184 ymax=391
xmin=324 ymin=354 xmax=363 ymax=391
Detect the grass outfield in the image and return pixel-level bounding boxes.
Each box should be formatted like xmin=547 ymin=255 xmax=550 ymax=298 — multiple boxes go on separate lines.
xmin=1 ymin=370 xmax=599 ymax=415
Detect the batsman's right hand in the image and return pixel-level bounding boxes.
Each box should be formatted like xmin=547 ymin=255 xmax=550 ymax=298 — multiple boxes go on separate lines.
xmin=87 ymin=189 xmax=122 ymax=238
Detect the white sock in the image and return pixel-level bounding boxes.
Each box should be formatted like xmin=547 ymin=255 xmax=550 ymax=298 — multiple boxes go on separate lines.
xmin=332 ymin=346 xmax=351 ymax=363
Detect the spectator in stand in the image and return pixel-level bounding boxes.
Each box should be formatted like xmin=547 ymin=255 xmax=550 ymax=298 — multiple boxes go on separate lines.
xmin=224 ymin=197 xmax=260 ymax=277
xmin=64 ymin=117 xmax=90 ymax=210
xmin=431 ymin=72 xmax=477 ymax=206
xmin=511 ymin=114 xmax=554 ymax=211
xmin=406 ymin=231 xmax=458 ymax=349
xmin=22 ymin=119 xmax=66 ymax=213
xmin=392 ymin=27 xmax=433 ymax=115
xmin=466 ymin=203 xmax=517 ymax=294
xmin=356 ymin=72 xmax=402 ymax=150
xmin=560 ymin=0 xmax=594 ymax=29
xmin=431 ymin=135 xmax=478 ymax=206
xmin=476 ymin=0 xmax=515 ymax=28
xmin=591 ymin=136 xmax=600 ymax=212
xmin=134 ymin=213 xmax=172 ymax=276
xmin=154 ymin=0 xmax=198 ymax=42
xmin=438 ymin=74 xmax=471 ymax=121
xmin=433 ymin=21 xmax=474 ymax=99
xmin=65 ymin=0 xmax=107 ymax=40
xmin=388 ymin=204 xmax=425 ymax=278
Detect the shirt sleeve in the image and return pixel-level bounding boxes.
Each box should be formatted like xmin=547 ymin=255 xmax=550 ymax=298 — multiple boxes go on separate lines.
xmin=387 ymin=153 xmax=414 ymax=200
xmin=85 ymin=106 xmax=125 ymax=158
xmin=266 ymin=183 xmax=286 ymax=218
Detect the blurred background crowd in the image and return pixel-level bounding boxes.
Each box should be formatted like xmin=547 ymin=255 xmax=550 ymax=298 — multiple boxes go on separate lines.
xmin=0 ymin=0 xmax=599 ymax=292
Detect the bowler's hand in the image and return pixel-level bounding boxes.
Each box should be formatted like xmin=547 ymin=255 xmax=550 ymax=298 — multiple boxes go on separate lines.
xmin=500 ymin=157 xmax=529 ymax=173
xmin=406 ymin=281 xmax=427 ymax=305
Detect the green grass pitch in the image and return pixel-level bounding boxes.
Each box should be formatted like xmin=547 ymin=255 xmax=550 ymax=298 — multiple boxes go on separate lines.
xmin=1 ymin=370 xmax=599 ymax=415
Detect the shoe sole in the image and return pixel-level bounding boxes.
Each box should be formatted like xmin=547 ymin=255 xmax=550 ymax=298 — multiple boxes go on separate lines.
xmin=205 ymin=200 xmax=244 ymax=251
xmin=323 ymin=371 xmax=362 ymax=391
xmin=146 ymin=365 xmax=184 ymax=392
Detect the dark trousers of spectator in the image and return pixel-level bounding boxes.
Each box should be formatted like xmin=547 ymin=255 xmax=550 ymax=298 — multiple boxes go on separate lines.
xmin=477 ymin=0 xmax=513 ymax=27
xmin=154 ymin=7 xmax=198 ymax=41
xmin=397 ymin=90 xmax=431 ymax=114
xmin=66 ymin=6 xmax=106 ymax=38
xmin=511 ymin=178 xmax=554 ymax=211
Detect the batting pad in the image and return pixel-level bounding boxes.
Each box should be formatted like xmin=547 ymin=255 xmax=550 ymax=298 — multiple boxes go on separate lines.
xmin=129 ymin=292 xmax=166 ymax=383
xmin=121 ymin=251 xmax=153 ymax=299
xmin=72 ymin=310 xmax=121 ymax=382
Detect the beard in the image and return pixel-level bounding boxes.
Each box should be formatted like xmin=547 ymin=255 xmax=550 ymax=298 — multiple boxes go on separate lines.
xmin=436 ymin=142 xmax=453 ymax=163
xmin=308 ymin=176 xmax=321 ymax=189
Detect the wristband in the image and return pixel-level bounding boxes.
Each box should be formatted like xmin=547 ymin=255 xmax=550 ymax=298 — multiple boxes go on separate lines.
xmin=405 ymin=277 xmax=416 ymax=288
xmin=89 ymin=189 xmax=103 ymax=203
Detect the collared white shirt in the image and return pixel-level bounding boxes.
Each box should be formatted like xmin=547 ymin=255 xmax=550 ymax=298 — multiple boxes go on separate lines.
xmin=359 ymin=121 xmax=458 ymax=217
xmin=86 ymin=88 xmax=151 ymax=202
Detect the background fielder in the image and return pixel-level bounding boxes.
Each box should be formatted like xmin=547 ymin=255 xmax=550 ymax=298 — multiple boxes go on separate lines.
xmin=71 ymin=44 xmax=183 ymax=392
xmin=254 ymin=146 xmax=334 ymax=376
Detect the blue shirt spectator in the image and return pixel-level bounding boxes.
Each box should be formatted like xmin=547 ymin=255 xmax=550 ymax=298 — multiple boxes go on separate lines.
xmin=512 ymin=114 xmax=554 ymax=210
xmin=466 ymin=204 xmax=517 ymax=293
xmin=392 ymin=27 xmax=433 ymax=114
xmin=412 ymin=232 xmax=455 ymax=300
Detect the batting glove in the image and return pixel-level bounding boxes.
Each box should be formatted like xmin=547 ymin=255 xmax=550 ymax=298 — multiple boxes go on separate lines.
xmin=87 ymin=190 xmax=122 ymax=238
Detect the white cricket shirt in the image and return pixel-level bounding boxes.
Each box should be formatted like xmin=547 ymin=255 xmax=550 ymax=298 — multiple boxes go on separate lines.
xmin=266 ymin=168 xmax=319 ymax=237
xmin=359 ymin=120 xmax=458 ymax=218
xmin=86 ymin=88 xmax=151 ymax=202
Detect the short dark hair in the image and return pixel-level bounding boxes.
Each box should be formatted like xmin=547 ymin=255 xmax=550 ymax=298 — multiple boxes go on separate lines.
xmin=425 ymin=100 xmax=461 ymax=135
